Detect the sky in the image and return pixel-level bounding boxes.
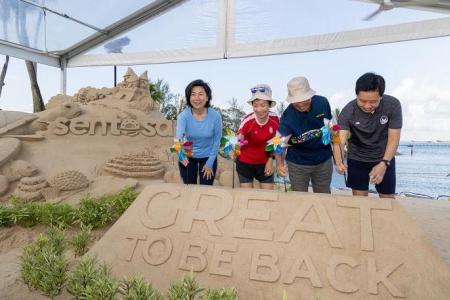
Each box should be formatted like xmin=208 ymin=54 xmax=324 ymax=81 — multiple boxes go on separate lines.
xmin=1 ymin=0 xmax=450 ymax=142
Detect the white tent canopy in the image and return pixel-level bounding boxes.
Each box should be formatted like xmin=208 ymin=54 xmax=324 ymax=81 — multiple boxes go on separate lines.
xmin=1 ymin=0 xmax=450 ymax=91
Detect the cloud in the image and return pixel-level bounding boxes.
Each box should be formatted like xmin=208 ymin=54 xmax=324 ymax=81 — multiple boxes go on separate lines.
xmin=329 ymin=92 xmax=351 ymax=113
xmin=328 ymin=80 xmax=450 ymax=141
xmin=392 ymin=78 xmax=450 ymax=141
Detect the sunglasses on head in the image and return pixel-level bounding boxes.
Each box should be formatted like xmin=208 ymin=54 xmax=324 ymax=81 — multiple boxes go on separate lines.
xmin=251 ymin=86 xmax=267 ymax=93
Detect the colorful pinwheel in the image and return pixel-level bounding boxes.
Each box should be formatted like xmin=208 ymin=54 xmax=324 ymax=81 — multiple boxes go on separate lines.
xmin=265 ymin=132 xmax=291 ymax=154
xmin=169 ymin=138 xmax=193 ymax=161
xmin=320 ymin=119 xmax=341 ymax=145
xmin=220 ymin=128 xmax=247 ymax=157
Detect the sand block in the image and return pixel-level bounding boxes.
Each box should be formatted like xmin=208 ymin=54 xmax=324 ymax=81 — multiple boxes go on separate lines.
xmin=89 ymin=183 xmax=450 ymax=299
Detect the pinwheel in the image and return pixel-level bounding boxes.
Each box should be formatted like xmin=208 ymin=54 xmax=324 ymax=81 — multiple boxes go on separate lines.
xmin=265 ymin=132 xmax=291 ymax=154
xmin=320 ymin=119 xmax=341 ymax=145
xmin=169 ymin=138 xmax=193 ymax=161
xmin=220 ymin=128 xmax=248 ymax=157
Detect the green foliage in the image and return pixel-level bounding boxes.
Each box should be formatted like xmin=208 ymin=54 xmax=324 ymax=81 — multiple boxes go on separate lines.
xmin=0 ymin=204 xmax=14 ymax=226
xmin=74 ymin=195 xmax=114 ymax=229
xmin=167 ymin=272 xmax=204 ymax=300
xmin=1 ymin=187 xmax=137 ymax=230
xmin=217 ymin=98 xmax=246 ymax=134
xmin=67 ymin=257 xmax=118 ymax=300
xmin=66 ymin=256 xmax=99 ymax=298
xmin=70 ymin=224 xmax=92 ymax=257
xmin=119 ymin=276 xmax=163 ymax=300
xmin=202 ymin=287 xmax=238 ymax=300
xmin=149 ymin=78 xmax=168 ymax=104
xmin=38 ymin=202 xmax=75 ymax=228
xmin=9 ymin=200 xmax=42 ymax=227
xmin=83 ymin=268 xmax=118 ymax=300
xmin=149 ymin=78 xmax=184 ymax=120
xmin=103 ymin=187 xmax=138 ymax=216
xmin=20 ymin=227 xmax=68 ymax=298
xmin=0 ymin=200 xmax=75 ymax=228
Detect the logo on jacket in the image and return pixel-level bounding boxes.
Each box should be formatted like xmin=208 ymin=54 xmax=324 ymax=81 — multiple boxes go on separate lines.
xmin=269 ymin=127 xmax=274 ymax=134
xmin=380 ymin=116 xmax=388 ymax=124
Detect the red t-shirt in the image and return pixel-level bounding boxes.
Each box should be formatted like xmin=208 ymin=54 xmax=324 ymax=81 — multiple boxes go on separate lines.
xmin=238 ymin=112 xmax=280 ymax=164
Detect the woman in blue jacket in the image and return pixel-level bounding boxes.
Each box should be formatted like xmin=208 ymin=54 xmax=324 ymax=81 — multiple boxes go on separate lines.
xmin=175 ymin=79 xmax=222 ymax=185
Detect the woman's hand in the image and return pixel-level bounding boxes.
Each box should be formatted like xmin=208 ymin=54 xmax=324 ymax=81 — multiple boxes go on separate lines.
xmin=180 ymin=158 xmax=189 ymax=167
xmin=202 ymin=165 xmax=214 ymax=180
xmin=276 ymin=164 xmax=286 ymax=177
xmin=264 ymin=158 xmax=274 ymax=176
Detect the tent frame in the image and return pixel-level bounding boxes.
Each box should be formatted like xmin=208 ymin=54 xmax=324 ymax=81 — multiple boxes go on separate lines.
xmin=1 ymin=0 xmax=450 ymax=95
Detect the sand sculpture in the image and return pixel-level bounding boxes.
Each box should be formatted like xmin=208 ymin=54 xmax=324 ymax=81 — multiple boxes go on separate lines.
xmin=89 ymin=183 xmax=450 ymax=299
xmin=48 ymin=170 xmax=89 ymax=191
xmin=0 ymin=67 xmax=180 ymax=203
xmin=0 ymin=100 xmax=82 ymax=138
xmin=0 ymin=138 xmax=38 ymax=196
xmin=13 ymin=175 xmax=48 ymax=202
xmin=103 ymin=151 xmax=165 ymax=178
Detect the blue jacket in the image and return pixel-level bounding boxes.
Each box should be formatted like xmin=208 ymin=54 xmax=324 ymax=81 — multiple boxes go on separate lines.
xmin=176 ymin=107 xmax=222 ymax=168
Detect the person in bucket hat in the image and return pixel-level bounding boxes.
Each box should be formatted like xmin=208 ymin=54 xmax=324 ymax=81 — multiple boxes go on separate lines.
xmin=275 ymin=76 xmax=334 ymax=193
xmin=235 ymin=83 xmax=279 ymax=189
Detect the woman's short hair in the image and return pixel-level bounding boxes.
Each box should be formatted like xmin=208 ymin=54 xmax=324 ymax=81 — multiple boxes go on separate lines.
xmin=355 ymin=72 xmax=385 ymax=96
xmin=185 ymin=79 xmax=212 ymax=108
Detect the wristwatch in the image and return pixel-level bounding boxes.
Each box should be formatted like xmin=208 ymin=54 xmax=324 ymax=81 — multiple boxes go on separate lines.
xmin=381 ymin=159 xmax=391 ymax=167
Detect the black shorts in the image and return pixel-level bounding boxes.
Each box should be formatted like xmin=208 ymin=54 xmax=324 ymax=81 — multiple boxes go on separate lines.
xmin=236 ymin=159 xmax=274 ymax=184
xmin=347 ymin=158 xmax=396 ymax=194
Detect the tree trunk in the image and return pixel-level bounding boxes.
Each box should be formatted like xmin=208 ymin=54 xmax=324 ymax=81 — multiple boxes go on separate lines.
xmin=25 ymin=60 xmax=45 ymax=112
xmin=0 ymin=55 xmax=9 ymax=98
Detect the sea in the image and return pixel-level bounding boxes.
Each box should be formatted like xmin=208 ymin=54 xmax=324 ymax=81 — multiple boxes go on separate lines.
xmin=330 ymin=142 xmax=450 ymax=199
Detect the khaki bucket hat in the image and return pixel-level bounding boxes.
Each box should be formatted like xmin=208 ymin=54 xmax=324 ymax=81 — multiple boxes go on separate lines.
xmin=286 ymin=76 xmax=316 ymax=103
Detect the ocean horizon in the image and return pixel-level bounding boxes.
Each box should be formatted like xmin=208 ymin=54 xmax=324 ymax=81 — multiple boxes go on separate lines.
xmin=330 ymin=142 xmax=450 ymax=199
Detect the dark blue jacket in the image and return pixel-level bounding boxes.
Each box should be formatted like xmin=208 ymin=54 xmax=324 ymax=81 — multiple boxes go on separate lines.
xmin=279 ymin=95 xmax=332 ymax=165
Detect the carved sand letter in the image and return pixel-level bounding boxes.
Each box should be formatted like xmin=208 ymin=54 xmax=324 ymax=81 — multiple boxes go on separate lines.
xmin=181 ymin=188 xmax=233 ymax=236
xmin=141 ymin=121 xmax=157 ymax=137
xmin=337 ymin=197 xmax=392 ymax=251
xmin=69 ymin=119 xmax=89 ymax=135
xmin=156 ymin=120 xmax=172 ymax=137
xmin=279 ymin=198 xmax=343 ymax=248
xmin=368 ymin=258 xmax=405 ymax=298
xmin=326 ymin=254 xmax=359 ymax=293
xmin=233 ymin=190 xmax=277 ymax=241
xmin=140 ymin=189 xmax=180 ymax=229
xmin=110 ymin=119 xmax=121 ymax=136
xmin=209 ymin=243 xmax=237 ymax=277
xmin=124 ymin=234 xmax=147 ymax=261
xmin=89 ymin=120 xmax=108 ymax=136
xmin=52 ymin=117 xmax=69 ymax=135
xmin=178 ymin=239 xmax=208 ymax=272
xmin=282 ymin=254 xmax=323 ymax=287
xmin=250 ymin=249 xmax=281 ymax=282
xmin=142 ymin=236 xmax=173 ymax=266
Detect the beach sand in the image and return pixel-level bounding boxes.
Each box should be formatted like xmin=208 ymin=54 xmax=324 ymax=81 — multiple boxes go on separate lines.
xmin=0 ymin=194 xmax=448 ymax=299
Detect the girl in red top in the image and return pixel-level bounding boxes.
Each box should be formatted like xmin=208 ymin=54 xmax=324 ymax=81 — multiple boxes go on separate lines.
xmin=236 ymin=84 xmax=279 ymax=189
